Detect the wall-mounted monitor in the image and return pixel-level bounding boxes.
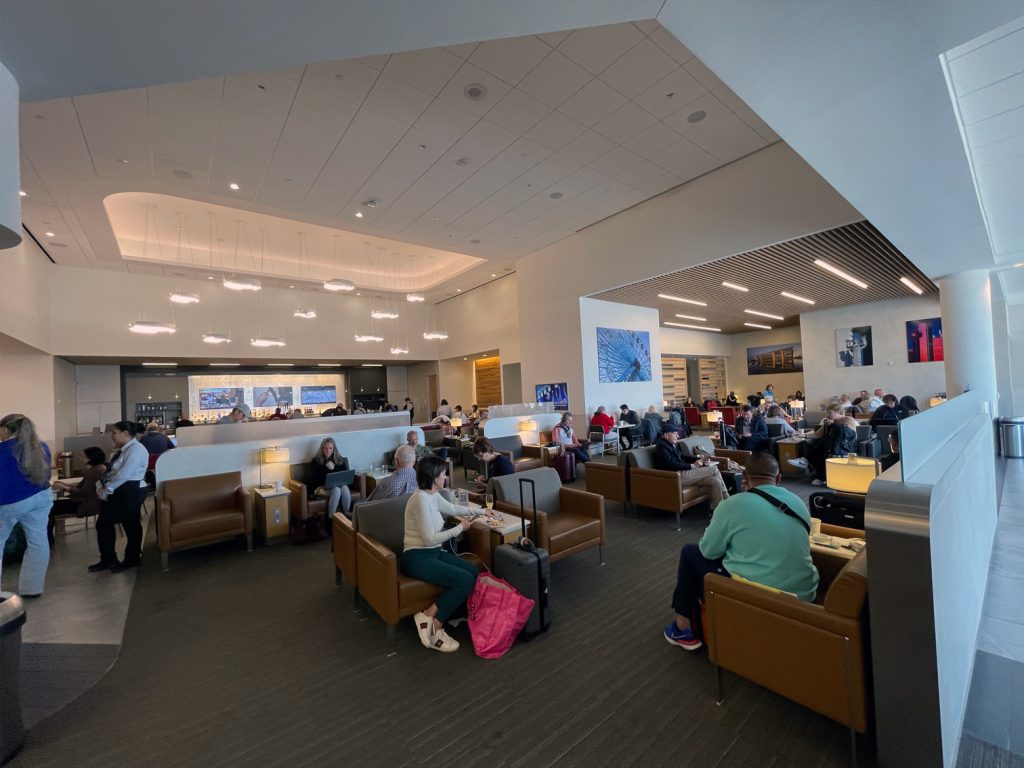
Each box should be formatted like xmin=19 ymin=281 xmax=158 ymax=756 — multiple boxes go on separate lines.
xmin=199 ymin=387 xmax=245 ymax=410
xmin=301 ymin=385 xmax=337 ymax=405
xmin=253 ymin=386 xmax=294 ymax=408
xmin=535 ymin=382 xmax=569 ymax=411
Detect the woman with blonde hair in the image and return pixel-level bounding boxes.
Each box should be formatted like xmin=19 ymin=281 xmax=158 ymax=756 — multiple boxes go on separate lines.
xmin=0 ymin=414 xmax=54 ymax=597
xmin=309 ymin=437 xmax=352 ymax=517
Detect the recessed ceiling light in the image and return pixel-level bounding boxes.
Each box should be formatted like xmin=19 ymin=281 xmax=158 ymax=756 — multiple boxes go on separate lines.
xmin=229 ymin=182 xmax=240 ymax=190
xmin=664 ymin=321 xmax=721 ymax=332
xmin=464 ymin=83 xmax=486 ymax=101
xmin=674 ymin=314 xmax=707 ymax=322
xmin=390 ymin=346 xmax=410 ymax=355
xmin=423 ymin=331 xmax=448 ymax=340
xmin=469 ymin=239 xmax=480 ymax=244
xmin=406 ymin=292 xmax=425 ymax=302
xmin=117 ymin=158 xmax=128 ymax=164
xmin=744 ymin=309 xmax=785 ymax=320
xmin=813 ymin=259 xmax=868 ymax=289
xmin=491 ymin=273 xmax=497 ymax=278
xmin=18 ymin=190 xmax=26 ymax=197
xmin=687 ymin=110 xmax=707 ymax=123
xmin=899 ymin=276 xmax=924 ymax=295
xmin=289 ymin=284 xmax=295 ymax=289
xmin=744 ymin=322 xmax=773 ymax=330
xmin=207 ymin=275 xmax=215 ymax=280
xmin=658 ymin=293 xmax=707 ymax=306
xmin=202 ymin=333 xmax=231 ymax=344
xmin=355 ymin=211 xmax=364 ymax=218
xmin=266 ymin=363 xmax=294 ymax=367
xmin=142 ymin=362 xmax=178 ymax=367
xmin=370 ymin=309 xmax=400 ymax=320
xmin=128 ymin=320 xmax=176 ymax=335
xmin=549 ymin=192 xmax=563 ymax=199
xmin=456 ymin=288 xmax=461 ymax=292
xmin=45 ymin=231 xmax=55 ymax=238
xmin=780 ymin=291 xmax=815 ymax=305
xmin=455 ymin=157 xmax=470 ymax=167
xmin=721 ymin=281 xmax=749 ymax=292
xmin=171 ymin=169 xmax=193 ymax=180
xmin=363 ymin=200 xmax=377 ymax=208
xmin=209 ymin=362 xmax=239 ymax=366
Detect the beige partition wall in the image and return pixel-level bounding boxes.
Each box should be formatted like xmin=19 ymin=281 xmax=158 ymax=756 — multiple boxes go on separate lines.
xmin=662 ymin=355 xmax=689 ymax=404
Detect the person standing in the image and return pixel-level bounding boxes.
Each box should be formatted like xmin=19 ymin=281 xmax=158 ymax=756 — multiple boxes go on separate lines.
xmin=90 ymin=421 xmax=149 ymax=573
xmin=0 ymin=414 xmax=54 ymax=597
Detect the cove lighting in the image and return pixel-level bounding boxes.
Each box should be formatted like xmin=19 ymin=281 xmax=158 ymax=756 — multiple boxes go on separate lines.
xmin=223 ymin=276 xmax=262 ymax=291
xmin=780 ymin=291 xmax=815 ymax=305
xmin=721 ymin=281 xmax=749 ymax=292
xmin=209 ymin=363 xmax=240 ymax=367
xmin=169 ymin=292 xmax=200 ymax=304
xmin=370 ymin=309 xmax=400 ymax=319
xmin=250 ymin=336 xmax=286 ymax=348
xmin=324 ymin=278 xmax=355 ymax=292
xmin=142 ymin=362 xmax=178 ymax=367
xmin=423 ymin=330 xmax=449 ymax=340
xmin=899 ymin=277 xmax=924 ymax=295
xmin=293 ymin=308 xmax=317 ymax=319
xmin=675 ymin=313 xmax=707 ymax=322
xmin=354 ymin=333 xmax=384 ymax=343
xmin=744 ymin=322 xmax=772 ymax=330
xmin=128 ymin=320 xmax=176 ymax=335
xmin=664 ymin=321 xmax=721 ymax=332
xmin=657 ymin=293 xmax=707 ymax=306
xmin=202 ymin=333 xmax=231 ymax=344
xmin=744 ymin=309 xmax=785 ymax=320
xmin=813 ymin=259 xmax=868 ymax=289
xmin=406 ymin=293 xmax=425 ymax=302
xmin=390 ymin=346 xmax=410 ymax=355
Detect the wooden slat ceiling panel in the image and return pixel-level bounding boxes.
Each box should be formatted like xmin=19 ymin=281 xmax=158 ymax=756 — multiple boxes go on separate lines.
xmin=590 ymin=220 xmax=935 ymax=334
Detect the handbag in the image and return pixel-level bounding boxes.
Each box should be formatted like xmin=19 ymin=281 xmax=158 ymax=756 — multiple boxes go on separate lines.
xmin=467 ymin=571 xmax=535 ymax=659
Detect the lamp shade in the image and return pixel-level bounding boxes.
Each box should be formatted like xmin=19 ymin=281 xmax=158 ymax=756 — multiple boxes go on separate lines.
xmin=706 ymin=411 xmax=722 ymax=423
xmin=929 ymin=397 xmax=946 ymax=407
xmin=825 ymin=456 xmax=880 ymax=494
xmin=449 ymin=418 xmax=463 ymax=428
xmin=519 ymin=418 xmax=538 ymax=432
xmin=260 ymin=446 xmax=290 ymax=465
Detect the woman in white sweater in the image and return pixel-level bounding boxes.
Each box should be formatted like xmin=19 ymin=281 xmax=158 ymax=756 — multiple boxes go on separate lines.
xmin=402 ymin=456 xmax=480 ymax=652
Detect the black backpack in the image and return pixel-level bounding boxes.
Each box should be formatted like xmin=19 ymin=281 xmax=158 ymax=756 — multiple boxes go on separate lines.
xmin=828 ymin=424 xmax=858 ymax=456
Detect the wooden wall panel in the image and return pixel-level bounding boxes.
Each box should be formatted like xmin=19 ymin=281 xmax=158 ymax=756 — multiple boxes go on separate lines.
xmin=474 ymin=357 xmax=502 ymax=407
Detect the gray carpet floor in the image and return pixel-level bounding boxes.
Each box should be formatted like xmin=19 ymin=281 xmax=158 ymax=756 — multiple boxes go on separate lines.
xmin=13 ymin=464 xmax=868 ymax=768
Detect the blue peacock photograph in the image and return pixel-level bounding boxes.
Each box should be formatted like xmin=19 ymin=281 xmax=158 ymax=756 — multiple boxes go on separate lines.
xmin=596 ymin=327 xmax=652 ymax=383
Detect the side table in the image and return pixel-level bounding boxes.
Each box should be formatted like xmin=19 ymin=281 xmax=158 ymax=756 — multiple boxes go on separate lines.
xmin=777 ymin=438 xmax=807 ymax=478
xmin=254 ymin=487 xmax=290 ymax=545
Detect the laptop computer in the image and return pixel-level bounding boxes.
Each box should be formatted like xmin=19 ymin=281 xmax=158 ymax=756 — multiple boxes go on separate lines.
xmin=323 ymin=469 xmax=356 ymax=489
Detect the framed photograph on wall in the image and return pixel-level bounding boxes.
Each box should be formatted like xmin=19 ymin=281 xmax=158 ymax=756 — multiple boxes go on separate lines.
xmin=835 ymin=326 xmax=873 ymax=367
xmin=746 ymin=343 xmax=803 ymax=375
xmin=535 ymin=382 xmax=569 ymax=410
xmin=906 ymin=317 xmax=943 ymax=363
xmin=596 ymin=327 xmax=652 ymax=383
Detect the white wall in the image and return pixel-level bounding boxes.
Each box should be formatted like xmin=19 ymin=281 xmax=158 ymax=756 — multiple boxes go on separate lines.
xmin=405 ymin=361 xmax=437 ymax=422
xmin=437 ymin=357 xmax=474 ymax=413
xmin=579 ymin=297 xmax=663 ymax=417
xmin=386 ymin=365 xmax=408 ymax=408
xmin=0 ymin=238 xmax=51 ymax=352
xmin=438 ymin=274 xmax=520 ymax=364
xmin=727 ymin=326 xmax=805 ymax=401
xmin=1006 ymin=302 xmax=1024 ymax=416
xmin=52 ymin=356 xmax=78 ymax=448
xmin=660 ymin=327 xmax=731 ymax=358
xmin=75 ymin=365 xmax=122 ymax=434
xmin=0 ymin=61 xmax=20 ymax=249
xmin=799 ymin=295 xmax=945 ymax=410
xmin=0 ymin=333 xmax=56 ymax=442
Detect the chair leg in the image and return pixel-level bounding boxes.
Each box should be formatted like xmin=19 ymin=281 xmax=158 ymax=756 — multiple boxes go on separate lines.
xmin=715 ymin=664 xmax=724 ymax=705
xmin=386 ymin=623 xmax=396 ymax=641
xmin=352 ymin=587 xmax=361 ymax=609
xmin=161 ymin=551 xmax=169 ymax=572
xmin=849 ymin=727 xmax=857 ymax=768
xmin=598 ymin=544 xmax=604 ymax=565
xmin=335 ymin=567 xmax=343 ymax=586
xmin=246 ymin=532 xmax=253 ymax=552
xmin=676 ymin=511 xmax=682 ymax=531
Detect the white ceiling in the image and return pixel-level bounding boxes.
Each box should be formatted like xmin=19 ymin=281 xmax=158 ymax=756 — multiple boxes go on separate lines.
xmin=17 ymin=21 xmax=778 ymax=297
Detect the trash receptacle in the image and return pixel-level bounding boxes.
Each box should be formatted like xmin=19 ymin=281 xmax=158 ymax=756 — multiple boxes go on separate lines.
xmin=0 ymin=593 xmax=25 ymax=764
xmin=1001 ymin=417 xmax=1024 ymax=459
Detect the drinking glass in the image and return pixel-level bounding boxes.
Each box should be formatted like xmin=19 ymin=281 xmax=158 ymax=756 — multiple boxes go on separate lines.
xmin=485 ymin=493 xmax=494 ymax=511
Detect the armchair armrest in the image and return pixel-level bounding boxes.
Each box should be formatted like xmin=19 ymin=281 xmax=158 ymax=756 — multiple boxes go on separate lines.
xmin=560 ymin=487 xmax=604 ymax=521
xmin=463 ymin=520 xmax=492 ymax=564
xmin=158 ymin=498 xmax=172 ymax=551
xmin=287 ymin=478 xmax=312 ymax=520
xmin=629 ymin=467 xmax=684 ymax=510
xmin=237 ymin=487 xmax=253 ymax=532
xmin=333 ymin=512 xmax=357 ymax=586
xmin=493 ymin=499 xmax=546 ymax=538
xmin=356 ymin=533 xmax=399 ymax=620
xmin=714 ymin=448 xmax=752 ymax=465
xmin=521 ymin=444 xmax=545 ymax=459
xmin=584 ymin=462 xmax=628 ymax=503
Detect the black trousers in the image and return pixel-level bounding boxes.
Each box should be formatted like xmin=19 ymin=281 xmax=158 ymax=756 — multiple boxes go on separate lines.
xmin=97 ymin=483 xmax=147 ymax=564
xmin=671 ymin=543 xmax=729 ymax=638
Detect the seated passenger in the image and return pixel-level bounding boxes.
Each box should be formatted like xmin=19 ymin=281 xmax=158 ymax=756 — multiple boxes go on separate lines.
xmin=589 ymin=405 xmax=615 ymax=434
xmin=138 ymin=422 xmax=174 ymax=455
xmin=368 ymin=445 xmax=418 ymax=500
xmin=406 ymin=430 xmax=448 ymax=461
xmin=663 ymin=452 xmax=819 ymax=651
xmin=402 ymin=456 xmax=482 ymax=653
xmin=870 ymin=394 xmax=905 ymax=427
xmin=471 ymin=436 xmax=514 ymax=490
xmin=50 ymin=446 xmax=107 ymax=543
xmin=652 ymin=423 xmax=729 ymax=510
xmin=765 ymin=405 xmax=796 ymax=436
xmin=735 ymin=404 xmax=769 ymax=451
xmin=552 ymin=412 xmax=590 ymax=465
xmin=618 ymin=403 xmax=640 ymax=450
xmin=793 ymin=404 xmax=859 ymax=486
xmin=725 ymin=391 xmax=740 ymax=406
xmin=309 ymin=437 xmax=352 ymax=517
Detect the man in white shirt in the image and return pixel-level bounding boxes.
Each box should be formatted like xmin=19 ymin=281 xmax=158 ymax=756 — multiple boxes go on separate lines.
xmin=868 ymin=388 xmax=885 ymax=411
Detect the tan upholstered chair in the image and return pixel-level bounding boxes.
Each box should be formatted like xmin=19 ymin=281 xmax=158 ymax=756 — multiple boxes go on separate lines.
xmin=490 ymin=467 xmax=605 ymax=563
xmin=705 ymin=541 xmax=871 ymax=746
xmin=159 ymin=471 xmax=252 ymax=570
xmin=621 ymin=446 xmax=711 ymax=529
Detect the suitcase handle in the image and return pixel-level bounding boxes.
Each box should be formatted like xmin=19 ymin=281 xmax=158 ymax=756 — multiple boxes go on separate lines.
xmin=518 ymin=476 xmax=537 ymax=540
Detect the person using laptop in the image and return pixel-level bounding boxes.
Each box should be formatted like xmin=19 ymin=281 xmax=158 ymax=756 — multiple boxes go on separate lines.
xmin=309 ymin=437 xmax=352 ymax=517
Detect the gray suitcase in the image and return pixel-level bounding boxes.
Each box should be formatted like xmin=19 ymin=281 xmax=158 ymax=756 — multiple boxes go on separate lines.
xmin=492 ymin=477 xmax=550 ymax=637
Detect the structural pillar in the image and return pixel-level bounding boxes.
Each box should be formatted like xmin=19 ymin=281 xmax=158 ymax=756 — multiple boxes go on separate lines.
xmin=937 ymin=270 xmax=997 ymax=408
xmin=0 ymin=61 xmax=21 ymax=250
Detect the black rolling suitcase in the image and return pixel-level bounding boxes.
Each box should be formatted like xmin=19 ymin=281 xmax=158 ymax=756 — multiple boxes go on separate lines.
xmin=809 ymin=491 xmax=866 ymax=530
xmin=492 ymin=477 xmax=551 ymax=637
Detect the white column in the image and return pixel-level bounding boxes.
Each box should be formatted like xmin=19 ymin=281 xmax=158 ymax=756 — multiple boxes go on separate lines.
xmin=0 ymin=61 xmax=20 ymax=249
xmin=937 ymin=270 xmax=997 ymax=406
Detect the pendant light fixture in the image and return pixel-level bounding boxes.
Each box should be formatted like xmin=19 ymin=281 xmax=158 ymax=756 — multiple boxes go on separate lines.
xmin=422 ymin=256 xmax=448 ymax=340
xmin=292 ymin=233 xmax=317 ymax=319
xmin=354 ymin=293 xmax=384 ymax=342
xmin=406 ymin=254 xmax=425 ymax=302
xmin=129 ymin=205 xmax=177 ymax=336
xmin=223 ymin=220 xmax=261 ymax=291
xmin=251 ymin=336 xmax=287 ymax=348
xmin=251 ymin=230 xmax=286 ymax=347
xmin=370 ymin=247 xmax=399 ymax=319
xmin=324 ymin=235 xmax=355 ymax=291
xmin=168 ymin=213 xmax=200 ymax=304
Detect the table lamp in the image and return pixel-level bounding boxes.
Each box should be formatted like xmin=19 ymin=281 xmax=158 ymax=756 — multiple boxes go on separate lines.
xmin=449 ymin=417 xmax=463 ymax=428
xmin=259 ymin=445 xmax=290 ymax=489
xmin=825 ymin=455 xmax=880 ymax=494
xmin=706 ymin=411 xmax=722 ymax=423
xmin=928 ymin=397 xmax=946 ymax=408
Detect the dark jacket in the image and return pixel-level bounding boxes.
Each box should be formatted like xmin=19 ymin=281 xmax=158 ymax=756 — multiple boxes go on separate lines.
xmin=619 ymin=409 xmax=639 ymax=426
xmin=485 ymin=454 xmax=514 ymax=480
xmin=653 ymin=438 xmax=699 ymax=472
xmin=870 ymin=405 xmax=905 ymax=427
xmin=308 ymin=456 xmax=350 ymax=498
xmin=826 ymin=423 xmax=859 ymax=457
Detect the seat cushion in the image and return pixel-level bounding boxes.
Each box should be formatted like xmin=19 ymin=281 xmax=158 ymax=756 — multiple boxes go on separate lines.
xmin=397 ymin=575 xmax=442 ymax=607
xmin=513 ymin=456 xmax=543 ymax=472
xmin=546 ymin=513 xmax=601 ymax=554
xmin=681 ymin=486 xmax=708 ymax=504
xmin=170 ymin=509 xmax=244 ymax=543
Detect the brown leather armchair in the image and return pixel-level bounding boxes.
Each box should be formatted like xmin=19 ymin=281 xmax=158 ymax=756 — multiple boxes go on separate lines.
xmin=704 ymin=544 xmax=871 ymax=741
xmin=159 ymin=471 xmax=252 ymax=570
xmin=680 ymin=436 xmax=751 ymax=469
xmin=490 ymin=468 xmax=605 ymax=563
xmin=288 ymin=460 xmax=361 ymax=541
xmin=622 ymin=446 xmax=711 ymax=529
xmin=584 ymin=458 xmax=628 ymax=513
xmin=354 ymin=494 xmax=491 ymax=638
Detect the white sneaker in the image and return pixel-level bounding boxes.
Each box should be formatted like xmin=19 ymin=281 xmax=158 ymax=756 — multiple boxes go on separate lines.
xmin=429 ymin=627 xmax=460 ymax=653
xmin=413 ymin=612 xmax=434 ymax=648
xmin=787 ymin=458 xmax=809 ymax=469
